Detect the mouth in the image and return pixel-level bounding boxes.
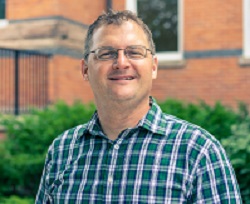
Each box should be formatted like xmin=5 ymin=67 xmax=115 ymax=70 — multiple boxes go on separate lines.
xmin=108 ymin=76 xmax=136 ymax=81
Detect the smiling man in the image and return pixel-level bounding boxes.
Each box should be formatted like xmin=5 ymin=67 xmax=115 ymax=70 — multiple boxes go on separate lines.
xmin=82 ymin=18 xmax=157 ymax=141
xmin=36 ymin=10 xmax=242 ymax=203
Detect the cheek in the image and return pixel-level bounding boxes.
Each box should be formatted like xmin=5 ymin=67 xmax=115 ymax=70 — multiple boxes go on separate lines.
xmin=137 ymin=62 xmax=155 ymax=78
xmin=88 ymin=66 xmax=107 ymax=85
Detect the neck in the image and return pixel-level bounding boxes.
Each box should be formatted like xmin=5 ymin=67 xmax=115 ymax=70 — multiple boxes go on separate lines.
xmin=95 ymin=98 xmax=150 ymax=140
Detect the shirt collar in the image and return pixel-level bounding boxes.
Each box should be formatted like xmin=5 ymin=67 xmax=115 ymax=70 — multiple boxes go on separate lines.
xmin=84 ymin=111 xmax=106 ymax=137
xmin=78 ymin=96 xmax=168 ymax=139
xmin=138 ymin=96 xmax=170 ymax=136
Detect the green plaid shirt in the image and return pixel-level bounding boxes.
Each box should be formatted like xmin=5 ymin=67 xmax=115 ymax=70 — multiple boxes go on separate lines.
xmin=36 ymin=98 xmax=242 ymax=204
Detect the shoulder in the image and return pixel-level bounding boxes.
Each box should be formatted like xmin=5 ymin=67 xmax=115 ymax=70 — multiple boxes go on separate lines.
xmin=159 ymin=112 xmax=225 ymax=164
xmin=160 ymin=113 xmax=233 ymax=172
xmin=163 ymin=113 xmax=231 ymax=169
xmin=148 ymin=98 xmax=218 ymax=145
xmin=161 ymin=111 xmax=219 ymax=145
xmin=147 ymin=98 xmax=221 ymax=153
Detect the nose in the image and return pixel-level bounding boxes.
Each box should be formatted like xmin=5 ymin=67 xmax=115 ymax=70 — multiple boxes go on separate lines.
xmin=112 ymin=49 xmax=130 ymax=69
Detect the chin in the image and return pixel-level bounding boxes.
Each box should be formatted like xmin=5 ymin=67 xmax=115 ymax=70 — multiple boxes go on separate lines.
xmin=111 ymin=94 xmax=135 ymax=102
xmin=110 ymin=91 xmax=136 ymax=101
xmin=108 ymin=89 xmax=134 ymax=99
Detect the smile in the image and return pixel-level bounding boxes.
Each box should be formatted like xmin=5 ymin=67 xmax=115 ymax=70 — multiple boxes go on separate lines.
xmin=109 ymin=76 xmax=136 ymax=80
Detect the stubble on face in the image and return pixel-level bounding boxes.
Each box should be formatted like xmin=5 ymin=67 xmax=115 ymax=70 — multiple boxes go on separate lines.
xmin=85 ymin=20 xmax=158 ymax=107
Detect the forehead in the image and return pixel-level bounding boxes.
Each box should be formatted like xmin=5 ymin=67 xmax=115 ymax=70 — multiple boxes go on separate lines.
xmin=91 ymin=20 xmax=149 ymax=49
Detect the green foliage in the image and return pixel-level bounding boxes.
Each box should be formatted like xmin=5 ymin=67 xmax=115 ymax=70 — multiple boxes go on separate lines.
xmin=222 ymin=111 xmax=250 ymax=203
xmin=0 ymin=98 xmax=249 ymax=201
xmin=0 ymin=196 xmax=34 ymax=204
xmin=159 ymin=99 xmax=238 ymax=140
xmin=0 ymin=101 xmax=95 ymax=197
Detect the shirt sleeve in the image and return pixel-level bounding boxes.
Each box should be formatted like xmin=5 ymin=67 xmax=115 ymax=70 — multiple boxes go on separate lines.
xmin=189 ymin=141 xmax=242 ymax=203
xmin=35 ymin=148 xmax=53 ymax=204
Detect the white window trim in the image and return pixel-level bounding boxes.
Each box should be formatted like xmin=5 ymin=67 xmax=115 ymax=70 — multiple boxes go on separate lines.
xmin=0 ymin=19 xmax=8 ymax=28
xmin=126 ymin=0 xmax=184 ymax=61
xmin=243 ymin=0 xmax=250 ymax=59
xmin=0 ymin=0 xmax=8 ymax=28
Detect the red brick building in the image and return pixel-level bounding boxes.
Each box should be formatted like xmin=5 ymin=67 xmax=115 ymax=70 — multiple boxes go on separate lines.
xmin=0 ymin=0 xmax=249 ymax=109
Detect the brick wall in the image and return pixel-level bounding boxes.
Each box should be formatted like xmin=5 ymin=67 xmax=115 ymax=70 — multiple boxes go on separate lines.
xmin=6 ymin=0 xmax=125 ymax=24
xmin=151 ymin=0 xmax=249 ymax=109
xmin=48 ymin=55 xmax=94 ymax=105
xmin=2 ymin=0 xmax=250 ymax=110
xmin=0 ymin=129 xmax=5 ymax=140
xmin=47 ymin=55 xmax=250 ymax=109
xmin=185 ymin=0 xmax=242 ymax=51
xmin=153 ymin=57 xmax=250 ymax=108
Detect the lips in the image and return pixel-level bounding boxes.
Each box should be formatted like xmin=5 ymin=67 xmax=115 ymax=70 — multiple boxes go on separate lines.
xmin=108 ymin=75 xmax=136 ymax=80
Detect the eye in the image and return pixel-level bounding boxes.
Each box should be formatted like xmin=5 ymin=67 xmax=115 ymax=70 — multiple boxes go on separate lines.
xmin=98 ymin=49 xmax=116 ymax=59
xmin=126 ymin=48 xmax=145 ymax=58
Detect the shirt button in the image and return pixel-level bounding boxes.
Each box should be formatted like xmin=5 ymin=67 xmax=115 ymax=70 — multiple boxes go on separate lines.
xmin=59 ymin=174 xmax=63 ymax=181
xmin=108 ymin=175 xmax=113 ymax=183
xmin=114 ymin=144 xmax=119 ymax=149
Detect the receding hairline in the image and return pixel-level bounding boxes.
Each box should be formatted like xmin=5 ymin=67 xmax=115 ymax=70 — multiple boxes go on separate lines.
xmin=83 ymin=10 xmax=156 ymax=60
xmin=88 ymin=20 xmax=151 ymax=50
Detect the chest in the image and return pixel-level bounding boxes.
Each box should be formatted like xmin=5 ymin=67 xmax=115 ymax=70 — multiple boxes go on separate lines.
xmin=47 ymin=135 xmax=190 ymax=203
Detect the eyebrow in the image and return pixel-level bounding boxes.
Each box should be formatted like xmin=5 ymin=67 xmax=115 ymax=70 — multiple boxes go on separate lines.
xmin=98 ymin=46 xmax=115 ymax=49
xmin=98 ymin=45 xmax=145 ymax=49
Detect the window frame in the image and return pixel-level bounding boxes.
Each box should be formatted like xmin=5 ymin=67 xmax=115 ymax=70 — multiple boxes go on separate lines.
xmin=0 ymin=0 xmax=5 ymax=19
xmin=126 ymin=0 xmax=184 ymax=61
xmin=243 ymin=0 xmax=250 ymax=59
xmin=0 ymin=0 xmax=8 ymax=28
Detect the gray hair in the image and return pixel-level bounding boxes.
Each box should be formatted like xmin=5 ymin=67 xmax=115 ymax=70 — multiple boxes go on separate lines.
xmin=83 ymin=10 xmax=155 ymax=60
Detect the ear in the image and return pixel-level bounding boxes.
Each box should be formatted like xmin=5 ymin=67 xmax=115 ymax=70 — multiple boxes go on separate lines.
xmin=152 ymin=56 xmax=158 ymax=79
xmin=81 ymin=59 xmax=89 ymax=81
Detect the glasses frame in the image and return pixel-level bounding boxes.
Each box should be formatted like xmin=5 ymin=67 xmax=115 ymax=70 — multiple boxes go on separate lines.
xmin=87 ymin=45 xmax=154 ymax=61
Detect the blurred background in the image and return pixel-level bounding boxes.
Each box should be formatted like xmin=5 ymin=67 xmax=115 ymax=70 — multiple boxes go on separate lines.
xmin=0 ymin=0 xmax=250 ymax=203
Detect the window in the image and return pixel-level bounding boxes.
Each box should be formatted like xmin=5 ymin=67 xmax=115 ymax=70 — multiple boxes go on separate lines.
xmin=0 ymin=0 xmax=5 ymax=19
xmin=126 ymin=0 xmax=183 ymax=61
xmin=0 ymin=0 xmax=8 ymax=28
xmin=243 ymin=0 xmax=250 ymax=59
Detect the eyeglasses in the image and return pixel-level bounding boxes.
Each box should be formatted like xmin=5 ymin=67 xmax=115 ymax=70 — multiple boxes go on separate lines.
xmin=88 ymin=45 xmax=154 ymax=61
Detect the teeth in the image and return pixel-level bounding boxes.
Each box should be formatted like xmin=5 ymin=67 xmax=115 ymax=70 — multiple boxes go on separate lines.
xmin=110 ymin=77 xmax=134 ymax=80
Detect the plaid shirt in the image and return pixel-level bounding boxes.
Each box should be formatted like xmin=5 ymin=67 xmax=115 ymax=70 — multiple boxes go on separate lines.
xmin=36 ymin=98 xmax=242 ymax=204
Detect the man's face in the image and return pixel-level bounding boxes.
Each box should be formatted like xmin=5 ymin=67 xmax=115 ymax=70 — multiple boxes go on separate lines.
xmin=82 ymin=20 xmax=158 ymax=104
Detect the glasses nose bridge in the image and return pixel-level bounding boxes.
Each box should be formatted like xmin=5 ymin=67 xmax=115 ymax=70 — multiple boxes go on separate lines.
xmin=116 ymin=48 xmax=128 ymax=59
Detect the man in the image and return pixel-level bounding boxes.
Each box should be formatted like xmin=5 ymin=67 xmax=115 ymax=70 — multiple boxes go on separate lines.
xmin=36 ymin=10 xmax=242 ymax=203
